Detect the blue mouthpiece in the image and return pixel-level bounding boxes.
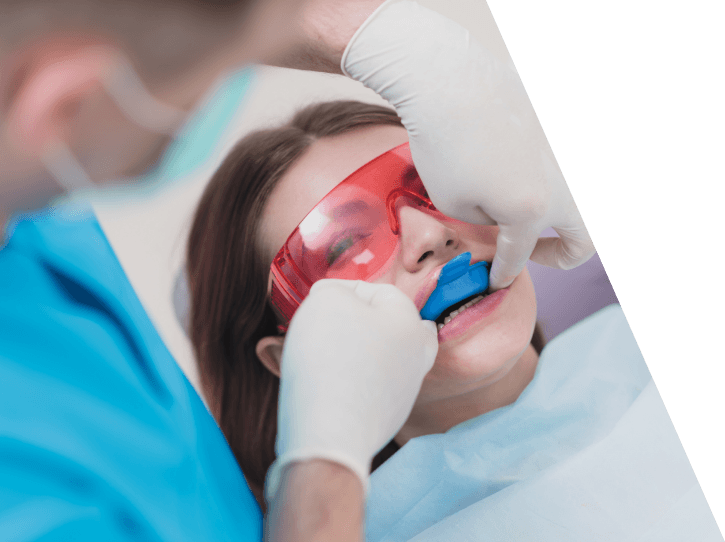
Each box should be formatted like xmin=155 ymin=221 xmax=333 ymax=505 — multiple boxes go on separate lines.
xmin=420 ymin=252 xmax=490 ymax=321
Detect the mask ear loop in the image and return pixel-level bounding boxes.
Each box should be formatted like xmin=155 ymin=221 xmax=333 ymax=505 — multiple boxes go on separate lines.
xmin=100 ymin=49 xmax=188 ymax=136
xmin=41 ymin=142 xmax=94 ymax=192
xmin=40 ymin=48 xmax=189 ymax=195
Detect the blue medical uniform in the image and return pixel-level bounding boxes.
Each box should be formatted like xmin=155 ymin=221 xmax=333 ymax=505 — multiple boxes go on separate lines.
xmin=0 ymin=207 xmax=262 ymax=540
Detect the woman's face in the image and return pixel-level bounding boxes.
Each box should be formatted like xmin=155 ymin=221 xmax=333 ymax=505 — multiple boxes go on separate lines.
xmin=259 ymin=125 xmax=538 ymax=403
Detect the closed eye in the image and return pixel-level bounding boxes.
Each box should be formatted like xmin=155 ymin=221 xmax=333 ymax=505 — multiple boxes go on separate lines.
xmin=326 ymin=232 xmax=371 ymax=266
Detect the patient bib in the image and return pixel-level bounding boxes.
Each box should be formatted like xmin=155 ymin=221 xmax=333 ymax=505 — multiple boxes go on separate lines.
xmin=366 ymin=305 xmax=722 ymax=541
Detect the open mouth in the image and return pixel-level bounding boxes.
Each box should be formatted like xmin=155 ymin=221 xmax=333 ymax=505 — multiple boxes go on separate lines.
xmin=434 ymin=290 xmax=490 ymax=330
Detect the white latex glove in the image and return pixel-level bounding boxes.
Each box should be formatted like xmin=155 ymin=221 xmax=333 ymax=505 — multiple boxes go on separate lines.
xmin=264 ymin=279 xmax=438 ymax=502
xmin=342 ymin=0 xmax=596 ymax=289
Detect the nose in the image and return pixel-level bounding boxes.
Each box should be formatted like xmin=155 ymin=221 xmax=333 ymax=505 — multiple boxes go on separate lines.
xmin=397 ymin=204 xmax=460 ymax=272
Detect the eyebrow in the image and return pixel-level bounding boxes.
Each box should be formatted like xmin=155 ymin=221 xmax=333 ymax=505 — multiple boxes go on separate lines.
xmin=331 ymin=199 xmax=371 ymax=220
xmin=323 ymin=162 xmax=420 ymax=221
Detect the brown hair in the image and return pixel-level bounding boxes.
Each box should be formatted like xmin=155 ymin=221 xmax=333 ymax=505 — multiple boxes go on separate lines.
xmin=186 ymin=100 xmax=546 ymax=510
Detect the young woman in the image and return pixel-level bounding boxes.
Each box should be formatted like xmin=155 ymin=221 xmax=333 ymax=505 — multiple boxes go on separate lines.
xmin=186 ymin=99 xmax=546 ymax=508
xmin=185 ymin=101 xmax=709 ymax=541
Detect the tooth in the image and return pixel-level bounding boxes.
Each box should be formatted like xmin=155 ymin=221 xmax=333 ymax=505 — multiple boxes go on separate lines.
xmin=450 ymin=310 xmax=459 ymax=318
xmin=437 ymin=323 xmax=444 ymax=331
xmin=444 ymin=316 xmax=452 ymax=324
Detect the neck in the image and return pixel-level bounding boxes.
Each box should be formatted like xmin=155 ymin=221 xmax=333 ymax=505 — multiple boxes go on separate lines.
xmin=0 ymin=162 xmax=64 ymax=240
xmin=0 ymin=125 xmax=64 ymax=237
xmin=0 ymin=212 xmax=7 ymax=245
xmin=395 ymin=344 xmax=540 ymax=446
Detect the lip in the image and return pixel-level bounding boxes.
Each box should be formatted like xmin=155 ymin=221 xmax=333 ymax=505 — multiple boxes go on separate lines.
xmin=414 ymin=255 xmax=492 ymax=312
xmin=437 ymin=285 xmax=510 ymax=343
xmin=414 ymin=264 xmax=445 ymax=311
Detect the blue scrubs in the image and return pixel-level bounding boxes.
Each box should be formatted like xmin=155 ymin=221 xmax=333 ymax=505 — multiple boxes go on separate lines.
xmin=0 ymin=207 xmax=262 ymax=540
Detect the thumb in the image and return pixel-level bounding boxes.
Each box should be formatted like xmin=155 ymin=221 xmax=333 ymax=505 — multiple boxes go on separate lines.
xmin=351 ymin=281 xmax=420 ymax=320
xmin=311 ymin=279 xmax=397 ymax=305
xmin=489 ymin=225 xmax=539 ymax=290
xmin=420 ymin=320 xmax=439 ymax=371
xmin=309 ymin=279 xmax=419 ymax=317
xmin=529 ymin=225 xmax=596 ymax=270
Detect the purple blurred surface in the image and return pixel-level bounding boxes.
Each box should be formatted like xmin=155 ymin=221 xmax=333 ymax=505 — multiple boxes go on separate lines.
xmin=526 ymin=236 xmax=618 ymax=341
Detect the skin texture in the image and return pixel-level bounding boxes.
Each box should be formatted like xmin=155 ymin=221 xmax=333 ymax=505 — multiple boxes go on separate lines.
xmin=257 ymin=125 xmax=540 ymax=447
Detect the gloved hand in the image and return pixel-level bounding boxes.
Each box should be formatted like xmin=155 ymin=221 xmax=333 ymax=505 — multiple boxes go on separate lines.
xmin=264 ymin=279 xmax=438 ymax=503
xmin=342 ymin=0 xmax=596 ymax=290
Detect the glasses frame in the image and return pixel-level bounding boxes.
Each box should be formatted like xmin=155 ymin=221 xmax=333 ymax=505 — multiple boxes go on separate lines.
xmin=269 ymin=142 xmax=436 ymax=332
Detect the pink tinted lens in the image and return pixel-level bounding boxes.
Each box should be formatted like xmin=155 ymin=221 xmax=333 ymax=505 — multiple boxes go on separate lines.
xmin=271 ymin=142 xmax=433 ymax=325
xmin=287 ymin=185 xmax=399 ymax=281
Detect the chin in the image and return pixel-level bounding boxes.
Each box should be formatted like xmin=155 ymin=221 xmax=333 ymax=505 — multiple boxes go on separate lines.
xmin=425 ymin=270 xmax=538 ymax=389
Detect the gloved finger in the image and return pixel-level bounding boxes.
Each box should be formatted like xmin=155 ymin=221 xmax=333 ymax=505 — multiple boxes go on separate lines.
xmin=356 ymin=281 xmax=439 ymax=370
xmin=420 ymin=321 xmax=439 ymax=371
xmin=311 ymin=278 xmax=397 ymax=305
xmin=529 ymin=225 xmax=596 ymax=270
xmin=489 ymin=225 xmax=540 ymax=291
xmin=309 ymin=279 xmax=420 ymax=318
xmin=354 ymin=281 xmax=421 ymax=319
xmin=307 ymin=279 xmax=437 ymax=371
xmin=308 ymin=278 xmax=363 ymax=296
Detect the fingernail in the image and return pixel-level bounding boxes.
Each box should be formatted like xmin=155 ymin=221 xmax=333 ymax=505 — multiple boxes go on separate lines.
xmin=423 ymin=320 xmax=438 ymax=334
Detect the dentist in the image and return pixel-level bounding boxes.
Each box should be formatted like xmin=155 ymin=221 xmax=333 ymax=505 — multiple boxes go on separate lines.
xmin=0 ymin=0 xmax=594 ymax=541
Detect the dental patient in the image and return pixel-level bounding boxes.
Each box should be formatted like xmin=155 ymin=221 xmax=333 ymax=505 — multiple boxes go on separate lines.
xmin=187 ymin=100 xmax=544 ymax=501
xmin=186 ymin=101 xmax=720 ymax=541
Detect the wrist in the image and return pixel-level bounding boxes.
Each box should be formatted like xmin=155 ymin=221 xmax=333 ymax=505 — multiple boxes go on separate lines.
xmin=265 ymin=448 xmax=371 ymax=506
xmin=283 ymin=458 xmax=365 ymax=497
xmin=268 ymin=0 xmax=387 ymax=74
xmin=340 ymin=0 xmax=401 ymax=77
xmin=265 ymin=459 xmax=365 ymax=542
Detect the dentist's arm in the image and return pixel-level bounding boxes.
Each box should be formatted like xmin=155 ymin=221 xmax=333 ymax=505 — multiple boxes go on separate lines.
xmin=341 ymin=0 xmax=596 ymax=290
xmin=267 ymin=0 xmax=387 ymax=74
xmin=264 ymin=280 xmax=438 ymax=542
xmin=265 ymin=460 xmax=364 ymax=542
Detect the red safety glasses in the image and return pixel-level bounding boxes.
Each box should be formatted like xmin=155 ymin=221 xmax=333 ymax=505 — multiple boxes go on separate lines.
xmin=270 ymin=142 xmax=449 ymax=331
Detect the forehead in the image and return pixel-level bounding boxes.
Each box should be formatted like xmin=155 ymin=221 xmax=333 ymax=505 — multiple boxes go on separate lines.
xmin=259 ymin=124 xmax=408 ymax=262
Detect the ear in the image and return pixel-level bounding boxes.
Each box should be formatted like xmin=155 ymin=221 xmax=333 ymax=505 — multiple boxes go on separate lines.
xmin=4 ymin=44 xmax=115 ymax=157
xmin=255 ymin=335 xmax=285 ymax=378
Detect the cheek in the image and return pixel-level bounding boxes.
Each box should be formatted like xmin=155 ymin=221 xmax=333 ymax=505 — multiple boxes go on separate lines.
xmin=367 ymin=245 xmax=404 ymax=285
